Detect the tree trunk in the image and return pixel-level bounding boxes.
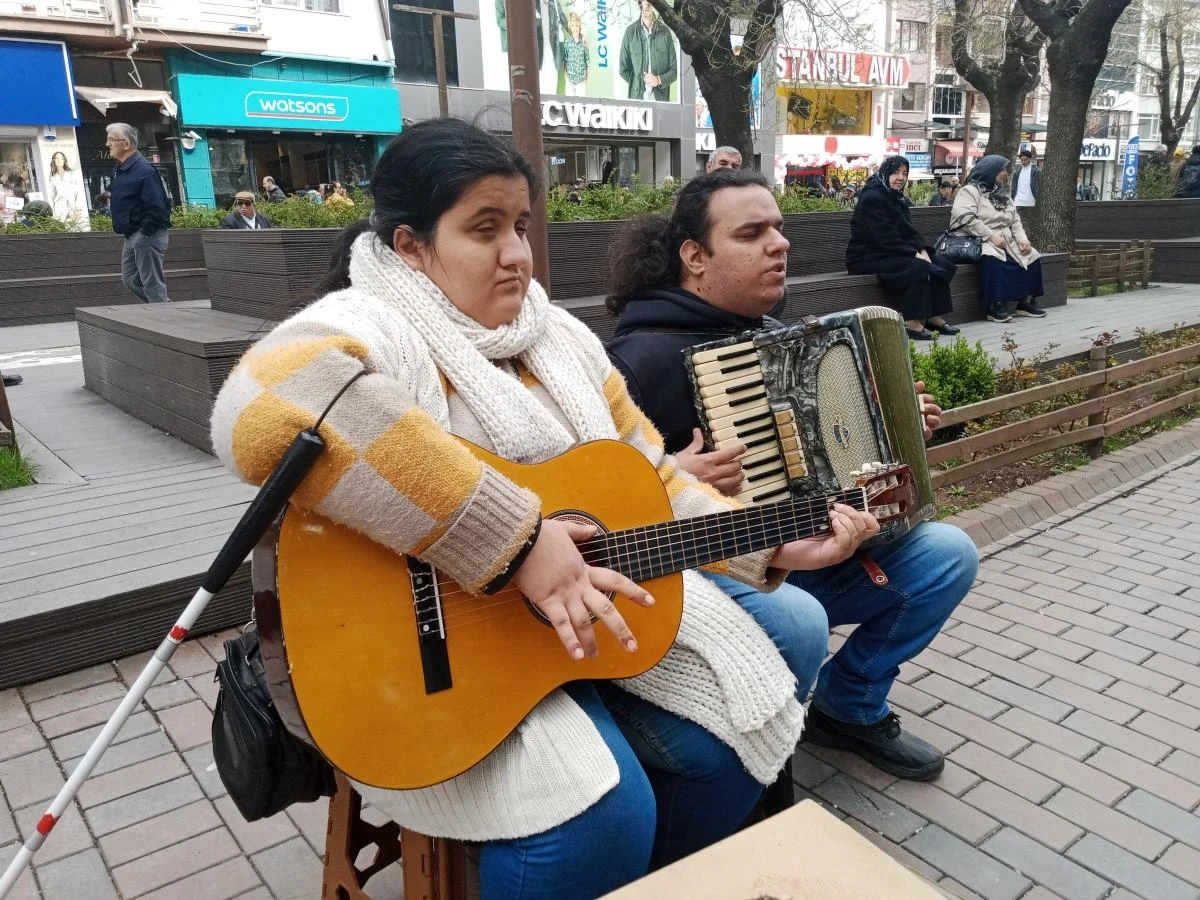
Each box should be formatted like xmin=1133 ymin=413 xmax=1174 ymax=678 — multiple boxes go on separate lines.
xmin=695 ymin=63 xmax=756 ymax=170
xmin=984 ymin=84 xmax=1026 ymax=159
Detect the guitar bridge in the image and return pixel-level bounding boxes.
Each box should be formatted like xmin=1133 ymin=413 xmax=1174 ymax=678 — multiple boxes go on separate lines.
xmin=408 ymin=557 xmax=452 ymax=694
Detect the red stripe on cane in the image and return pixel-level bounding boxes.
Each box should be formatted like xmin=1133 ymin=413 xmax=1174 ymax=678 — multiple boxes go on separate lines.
xmin=169 ymin=626 xmax=189 ymax=642
xmin=36 ymin=814 xmax=56 ymax=835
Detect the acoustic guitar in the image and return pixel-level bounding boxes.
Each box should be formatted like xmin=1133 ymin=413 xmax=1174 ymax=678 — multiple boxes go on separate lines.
xmin=254 ymin=438 xmax=916 ymax=789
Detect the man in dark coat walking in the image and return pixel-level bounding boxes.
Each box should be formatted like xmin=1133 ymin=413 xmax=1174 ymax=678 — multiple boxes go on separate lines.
xmin=106 ymin=122 xmax=171 ymax=303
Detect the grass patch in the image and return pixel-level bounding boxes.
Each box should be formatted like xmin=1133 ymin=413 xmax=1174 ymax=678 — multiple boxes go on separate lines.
xmin=0 ymin=446 xmax=37 ymax=490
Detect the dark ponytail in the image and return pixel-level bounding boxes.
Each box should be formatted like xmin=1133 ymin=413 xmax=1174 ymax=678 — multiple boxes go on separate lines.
xmin=308 ymin=119 xmax=537 ymax=301
xmin=605 ymin=168 xmax=771 ymax=315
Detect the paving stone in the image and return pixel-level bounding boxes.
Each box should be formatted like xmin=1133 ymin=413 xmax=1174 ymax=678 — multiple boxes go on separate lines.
xmin=1025 ymin=583 xmax=1104 ymax=614
xmin=65 ymin=730 xmax=176 ymax=779
xmin=842 ymin=817 xmax=944 ymax=884
xmin=790 ymin=746 xmax=837 ymax=789
xmin=284 ymin=798 xmax=330 ymax=856
xmin=85 ymin=775 xmax=205 ymax=837
xmin=979 ymin=827 xmax=1110 ymax=900
xmin=1090 ymin=748 xmax=1200 ymax=809
xmin=928 ymin=706 xmax=1029 ymax=757
xmin=981 ymin=680 xmax=1072 ymax=724
xmin=1161 ymin=842 xmax=1200 ymax=890
xmin=885 ymin=780 xmax=998 ymax=844
xmin=214 ymin=793 xmax=299 ymax=855
xmin=35 ymin=848 xmax=119 ymax=900
xmin=939 ymin=876 xmax=988 ymax=899
xmin=973 ymin=568 xmax=1036 ymax=593
xmin=183 ymin=743 xmax=228 ymax=800
xmin=1074 ymin=583 xmax=1155 ymax=615
xmin=156 ymin=699 xmax=214 ymax=752
xmin=1040 ymin=603 xmax=1124 ymax=636
xmin=895 ymin=712 xmax=968 ymax=755
xmin=1066 ymin=833 xmax=1200 ymax=900
xmin=812 ymin=774 xmax=925 ymax=842
xmin=950 ymin=743 xmax=1059 ymax=803
xmin=15 ymin=801 xmax=93 ymax=865
xmin=143 ymin=679 xmax=200 ymax=711
xmin=903 ymin=825 xmax=1031 ymax=900
xmin=1039 ymin=677 xmax=1139 ymax=724
xmin=1061 ymin=710 xmax=1170 ymax=764
xmin=136 ymin=857 xmax=263 ymax=900
xmin=987 ymin=602 xmax=1071 ymax=635
xmin=0 ymin=803 xmax=14 ymax=846
xmin=0 ymin=690 xmax=32 ymax=734
xmin=19 ymin=664 xmax=117 ymax=706
xmin=1120 ymin=627 xmax=1200 ymax=665
xmin=959 ymin=648 xmax=1047 ymax=689
xmin=1082 ymin=651 xmax=1181 ymax=694
xmin=111 ymin=828 xmax=241 ymax=897
xmin=1100 ymin=604 xmax=1187 ymax=638
xmin=251 ymin=835 xmax=325 ymax=899
xmin=77 ymin=752 xmax=189 ymax=809
xmin=1045 ymin=787 xmax=1172 ymax=861
xmin=913 ymin=648 xmax=989 ymax=687
xmin=951 ymin=604 xmax=1013 ymax=634
xmin=931 ymin=631 xmax=976 ymax=657
xmin=186 ymin=674 xmax=221 ymax=712
xmin=49 ymin=710 xmax=158 ymax=761
xmin=0 ymin=842 xmax=40 ymax=900
xmin=98 ymin=799 xmax=223 ymax=868
xmin=1022 ymin=650 xmax=1112 ymax=691
xmin=932 ymin=759 xmax=981 ymax=798
xmin=1146 ymin=653 xmax=1200 ymax=689
xmin=994 ymin=709 xmax=1098 ymax=760
xmin=26 ymin=681 xmax=126 ymax=723
xmin=0 ymin=725 xmax=45 ymax=765
xmin=912 ymin=674 xmax=1008 ymax=720
xmin=960 ymin=781 xmax=1082 ymax=852
xmin=1153 ymin=606 xmax=1200 ymax=636
xmin=1117 ymin=789 xmax=1200 ymax=850
xmin=38 ymin=697 xmax=124 ymax=741
xmin=0 ymin=749 xmax=64 ymax=809
xmin=888 ymin=680 xmax=942 ymax=717
xmin=803 ymin=743 xmax=898 ymax=791
xmin=1173 ymin=684 xmax=1200 ymax=711
xmin=947 ymin=623 xmax=1033 ymax=660
xmin=1018 ymin=743 xmax=1129 ymax=806
xmin=973 ymin=580 xmax=1054 ymax=612
xmin=167 ymin=639 xmax=220 ymax=680
xmin=1162 ymin=750 xmax=1200 ymax=787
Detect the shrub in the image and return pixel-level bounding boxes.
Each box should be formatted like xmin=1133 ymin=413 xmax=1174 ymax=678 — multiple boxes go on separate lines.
xmin=910 ymin=335 xmax=996 ymax=410
xmin=906 ymin=182 xmax=936 ymax=207
xmin=265 ymin=195 xmax=369 ymax=229
xmin=171 ymin=204 xmax=224 ymax=229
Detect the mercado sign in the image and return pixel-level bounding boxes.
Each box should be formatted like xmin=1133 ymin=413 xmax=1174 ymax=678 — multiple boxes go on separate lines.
xmin=776 ymin=48 xmax=910 ymax=89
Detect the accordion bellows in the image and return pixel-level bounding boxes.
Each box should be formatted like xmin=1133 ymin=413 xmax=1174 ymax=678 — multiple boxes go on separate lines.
xmin=684 ymin=306 xmax=935 ymax=546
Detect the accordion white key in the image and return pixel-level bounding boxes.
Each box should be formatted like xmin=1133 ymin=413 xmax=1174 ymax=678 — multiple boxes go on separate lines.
xmin=684 ymin=306 xmax=936 ymax=545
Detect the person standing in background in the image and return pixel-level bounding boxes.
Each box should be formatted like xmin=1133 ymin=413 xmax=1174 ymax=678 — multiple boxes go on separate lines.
xmin=1011 ymin=149 xmax=1039 ymax=208
xmin=106 ymin=123 xmax=172 ymax=304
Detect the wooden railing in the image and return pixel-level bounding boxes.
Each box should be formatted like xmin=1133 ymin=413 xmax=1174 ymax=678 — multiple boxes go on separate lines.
xmin=0 ymin=379 xmax=14 ymax=449
xmin=928 ymin=342 xmax=1200 ymax=487
xmin=1068 ymin=241 xmax=1154 ymax=296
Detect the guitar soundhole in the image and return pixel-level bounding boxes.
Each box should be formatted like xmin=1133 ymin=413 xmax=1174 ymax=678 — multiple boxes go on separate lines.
xmin=523 ymin=510 xmax=611 ymax=627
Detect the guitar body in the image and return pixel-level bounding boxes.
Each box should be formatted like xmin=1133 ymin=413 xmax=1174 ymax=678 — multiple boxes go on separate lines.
xmin=263 ymin=439 xmax=683 ymax=790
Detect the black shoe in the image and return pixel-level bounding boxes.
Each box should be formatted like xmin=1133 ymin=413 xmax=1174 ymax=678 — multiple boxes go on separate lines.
xmin=1014 ymin=298 xmax=1047 ymax=318
xmin=2 ymin=373 xmax=21 ymax=387
xmin=986 ymin=308 xmax=1013 ymax=324
xmin=803 ymin=707 xmax=944 ymax=781
xmin=905 ymin=327 xmax=935 ymax=341
xmin=926 ymin=320 xmax=961 ymax=336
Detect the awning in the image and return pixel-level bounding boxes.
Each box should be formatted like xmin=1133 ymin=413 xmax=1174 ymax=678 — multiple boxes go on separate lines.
xmin=74 ymin=86 xmax=177 ymax=119
xmin=936 ymin=140 xmax=984 ymax=160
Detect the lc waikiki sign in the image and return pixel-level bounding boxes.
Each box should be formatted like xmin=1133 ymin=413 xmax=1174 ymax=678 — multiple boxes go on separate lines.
xmin=541 ymin=101 xmax=653 ymax=132
xmin=776 ymin=48 xmax=910 ymax=89
xmin=174 ymin=74 xmax=401 ymax=134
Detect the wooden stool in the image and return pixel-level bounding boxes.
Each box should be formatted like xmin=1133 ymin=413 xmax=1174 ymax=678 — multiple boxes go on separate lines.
xmin=322 ymin=771 xmax=467 ymax=900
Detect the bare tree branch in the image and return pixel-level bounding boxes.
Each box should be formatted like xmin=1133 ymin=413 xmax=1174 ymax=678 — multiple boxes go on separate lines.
xmin=1017 ymin=0 xmax=1071 ymax=40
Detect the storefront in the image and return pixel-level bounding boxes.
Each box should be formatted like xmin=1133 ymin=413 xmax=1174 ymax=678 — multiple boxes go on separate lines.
xmin=538 ymin=99 xmax=681 ymax=187
xmin=171 ymin=71 xmax=402 ymax=208
xmin=773 ymin=47 xmax=911 ymax=187
xmin=0 ymin=38 xmax=84 ymax=227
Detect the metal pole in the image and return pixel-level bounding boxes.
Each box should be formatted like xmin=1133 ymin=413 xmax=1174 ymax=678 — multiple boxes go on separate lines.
xmin=960 ymin=91 xmax=975 ymax=184
xmin=504 ymin=0 xmax=551 ymax=290
xmin=432 ymin=13 xmax=449 ymax=118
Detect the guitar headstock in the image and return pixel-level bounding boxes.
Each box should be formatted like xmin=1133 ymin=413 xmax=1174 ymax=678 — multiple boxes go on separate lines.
xmin=852 ymin=463 xmax=918 ymax=523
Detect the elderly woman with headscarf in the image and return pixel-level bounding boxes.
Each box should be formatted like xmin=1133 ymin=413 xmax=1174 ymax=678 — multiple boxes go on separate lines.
xmin=950 ymin=154 xmax=1046 ymax=323
xmin=846 ymin=156 xmax=957 ymax=341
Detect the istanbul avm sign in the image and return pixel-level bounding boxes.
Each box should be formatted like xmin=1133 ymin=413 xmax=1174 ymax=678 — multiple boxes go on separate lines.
xmin=776 ymin=48 xmax=910 ymax=89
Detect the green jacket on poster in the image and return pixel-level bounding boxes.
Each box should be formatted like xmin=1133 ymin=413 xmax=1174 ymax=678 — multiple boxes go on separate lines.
xmin=618 ymin=19 xmax=677 ymax=101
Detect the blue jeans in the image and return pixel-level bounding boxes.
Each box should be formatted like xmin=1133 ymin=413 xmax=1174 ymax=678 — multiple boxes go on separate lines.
xmin=479 ymin=682 xmax=763 ymax=899
xmin=120 ymin=229 xmax=171 ymax=303
xmin=790 ymin=522 xmax=978 ymax=725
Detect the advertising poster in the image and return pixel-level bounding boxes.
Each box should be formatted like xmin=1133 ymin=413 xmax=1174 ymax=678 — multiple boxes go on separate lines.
xmin=481 ymin=0 xmax=682 ymax=103
xmin=777 ymin=86 xmax=873 ymax=136
xmin=36 ymin=131 xmax=90 ymax=229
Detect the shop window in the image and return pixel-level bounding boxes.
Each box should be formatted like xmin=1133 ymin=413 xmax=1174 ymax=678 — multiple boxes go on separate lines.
xmin=0 ymin=142 xmax=39 ymax=225
xmin=899 ymin=82 xmax=926 ymax=112
xmin=71 ymin=54 xmax=167 ymax=90
xmin=935 ymin=24 xmax=953 ymax=68
xmin=1138 ymin=114 xmax=1160 ymax=141
xmin=780 ymin=87 xmax=873 ymax=136
xmin=896 ymin=21 xmax=926 ymax=53
xmin=209 ymin=138 xmax=254 ymax=210
xmin=391 ymin=0 xmax=459 ymax=86
xmin=264 ymin=0 xmax=341 ymax=11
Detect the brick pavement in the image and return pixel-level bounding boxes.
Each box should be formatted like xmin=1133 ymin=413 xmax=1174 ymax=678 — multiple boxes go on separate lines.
xmin=3 ymin=430 xmax=1200 ymax=897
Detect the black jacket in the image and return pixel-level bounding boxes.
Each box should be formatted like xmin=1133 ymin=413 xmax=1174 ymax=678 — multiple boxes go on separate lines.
xmin=845 ymin=178 xmax=929 ymax=281
xmin=221 ymin=211 xmax=273 ymax=229
xmin=606 ymin=286 xmax=762 ymax=454
xmin=1178 ymin=152 xmax=1200 ymax=199
xmin=109 ymin=152 xmax=171 ymax=237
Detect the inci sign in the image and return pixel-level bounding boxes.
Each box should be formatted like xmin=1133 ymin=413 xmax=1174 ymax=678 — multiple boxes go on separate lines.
xmin=776 ymin=48 xmax=910 ymax=88
xmin=245 ymin=91 xmax=349 ymax=122
xmin=541 ymin=102 xmax=653 ymax=133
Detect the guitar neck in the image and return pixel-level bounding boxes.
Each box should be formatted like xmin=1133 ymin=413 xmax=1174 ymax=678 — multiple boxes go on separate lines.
xmin=577 ymin=487 xmax=866 ymax=583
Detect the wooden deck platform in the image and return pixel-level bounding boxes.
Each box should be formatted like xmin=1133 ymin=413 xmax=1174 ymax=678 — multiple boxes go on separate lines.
xmin=0 ymin=359 xmax=256 ymax=687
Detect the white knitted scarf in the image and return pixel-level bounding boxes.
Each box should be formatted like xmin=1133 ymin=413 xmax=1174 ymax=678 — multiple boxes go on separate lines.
xmin=347 ymin=232 xmax=617 ymax=461
xmin=346 ymin=233 xmax=802 ymax=784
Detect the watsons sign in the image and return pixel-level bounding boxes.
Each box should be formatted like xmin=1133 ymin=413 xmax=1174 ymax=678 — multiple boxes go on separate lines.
xmin=541 ymin=102 xmax=653 ymax=132
xmin=245 ymin=91 xmax=349 ymax=122
xmin=776 ymin=48 xmax=910 ymax=89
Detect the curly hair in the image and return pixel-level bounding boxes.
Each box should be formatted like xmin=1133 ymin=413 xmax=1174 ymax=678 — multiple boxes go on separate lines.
xmin=605 ymin=169 xmax=770 ymax=314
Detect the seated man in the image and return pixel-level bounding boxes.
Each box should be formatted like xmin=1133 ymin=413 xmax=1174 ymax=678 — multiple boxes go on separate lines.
xmin=605 ymin=169 xmax=979 ymax=781
xmin=221 ymin=192 xmax=273 ymax=230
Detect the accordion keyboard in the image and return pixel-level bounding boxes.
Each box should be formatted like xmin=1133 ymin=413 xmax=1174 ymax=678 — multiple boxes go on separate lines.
xmin=690 ymin=340 xmax=809 ymax=505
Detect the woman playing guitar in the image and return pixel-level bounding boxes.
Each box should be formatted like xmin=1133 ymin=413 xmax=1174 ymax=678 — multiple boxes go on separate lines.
xmin=210 ymin=119 xmax=878 ymax=898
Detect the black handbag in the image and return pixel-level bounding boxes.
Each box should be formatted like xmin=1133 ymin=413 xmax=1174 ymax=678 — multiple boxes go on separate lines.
xmin=212 ymin=629 xmax=336 ymax=822
xmin=933 ymin=230 xmax=983 ymax=264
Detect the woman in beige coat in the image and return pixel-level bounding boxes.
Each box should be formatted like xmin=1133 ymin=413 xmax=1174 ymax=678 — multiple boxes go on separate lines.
xmin=950 ymin=154 xmax=1047 ymax=323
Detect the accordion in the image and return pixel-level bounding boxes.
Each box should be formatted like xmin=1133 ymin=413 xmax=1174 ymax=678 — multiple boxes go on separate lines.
xmin=683 ymin=306 xmax=935 ymax=545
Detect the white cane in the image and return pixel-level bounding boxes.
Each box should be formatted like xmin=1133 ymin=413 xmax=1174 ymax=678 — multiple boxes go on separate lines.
xmin=0 ymin=427 xmax=328 ymax=898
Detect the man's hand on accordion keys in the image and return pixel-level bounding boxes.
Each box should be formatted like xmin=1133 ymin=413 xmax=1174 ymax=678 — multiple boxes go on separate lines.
xmin=915 ymin=381 xmax=942 ymax=441
xmin=676 ymin=428 xmax=747 ymax=497
xmin=769 ymin=503 xmax=881 ymax=572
